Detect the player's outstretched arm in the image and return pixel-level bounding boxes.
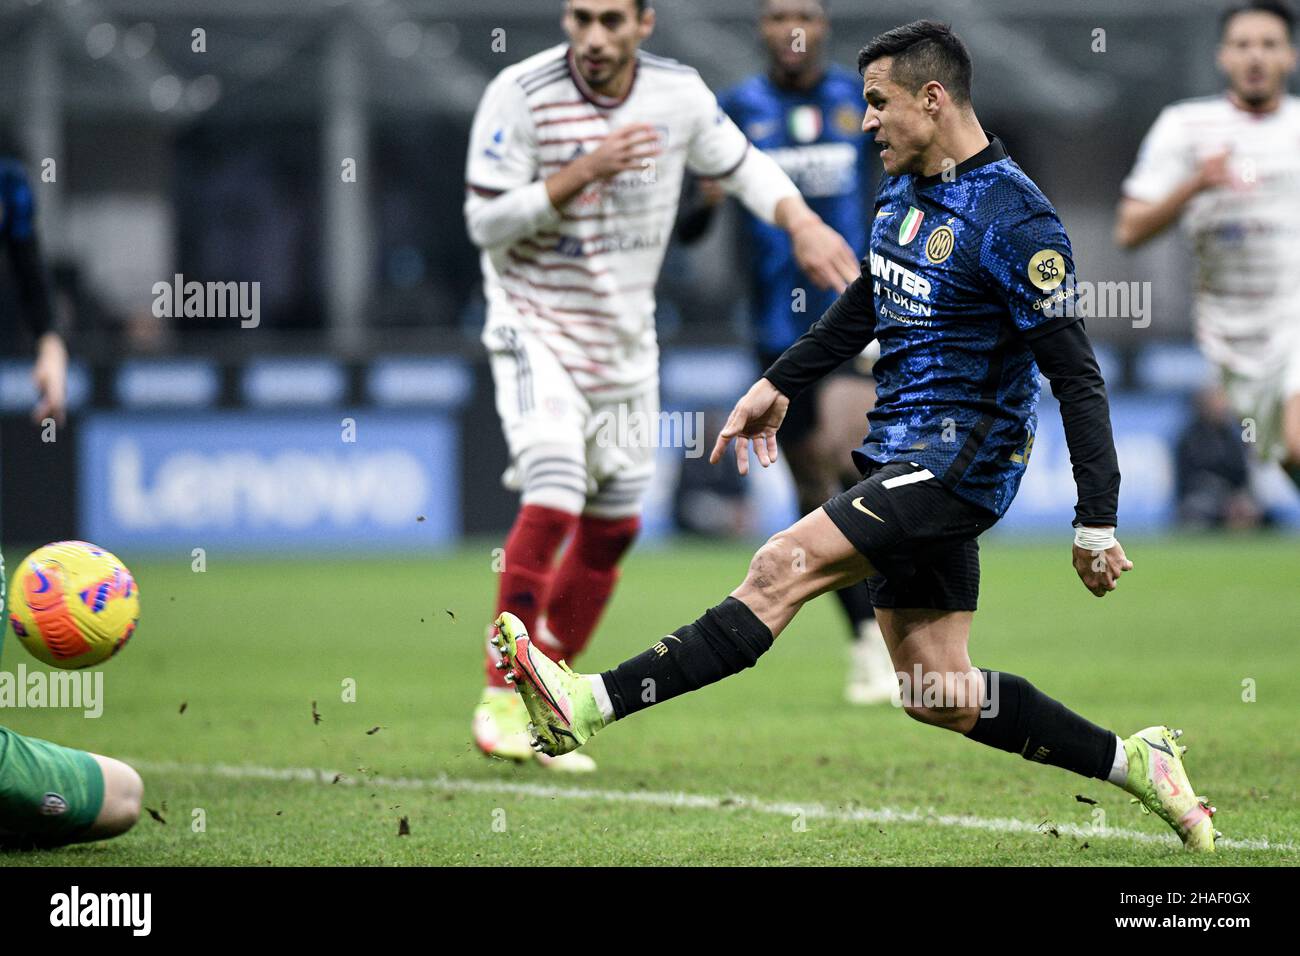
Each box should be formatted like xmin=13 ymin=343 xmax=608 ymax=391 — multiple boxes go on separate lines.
xmin=710 ymin=143 xmax=858 ymax=291
xmin=32 ymin=331 xmax=67 ymax=426
xmin=774 ymin=194 xmax=860 ymax=292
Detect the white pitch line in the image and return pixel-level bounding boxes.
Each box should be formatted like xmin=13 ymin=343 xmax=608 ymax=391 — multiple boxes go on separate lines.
xmin=128 ymin=759 xmax=1296 ymax=854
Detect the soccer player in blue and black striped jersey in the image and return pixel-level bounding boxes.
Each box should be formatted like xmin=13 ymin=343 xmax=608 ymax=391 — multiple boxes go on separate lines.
xmin=496 ymin=21 xmax=1219 ymax=851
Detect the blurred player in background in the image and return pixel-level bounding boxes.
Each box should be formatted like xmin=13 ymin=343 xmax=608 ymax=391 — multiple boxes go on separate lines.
xmin=675 ymin=0 xmax=895 ymax=705
xmin=493 ymin=20 xmax=1220 ymax=852
xmin=464 ymin=0 xmax=859 ymax=770
xmin=1116 ymin=0 xmax=1300 ymax=489
xmin=2 ymin=155 xmax=67 ymax=427
xmin=0 ymin=156 xmax=142 ymax=849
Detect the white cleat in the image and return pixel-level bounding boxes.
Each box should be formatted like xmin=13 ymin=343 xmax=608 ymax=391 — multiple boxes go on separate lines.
xmin=472 ymin=687 xmax=534 ymax=762
xmin=846 ymin=618 xmax=900 ymax=706
xmin=535 ymin=750 xmax=598 ymax=773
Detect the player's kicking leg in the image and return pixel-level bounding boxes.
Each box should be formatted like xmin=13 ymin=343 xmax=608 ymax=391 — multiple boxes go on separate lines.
xmin=494 ymin=463 xmax=1218 ymax=851
xmin=0 ymin=726 xmax=143 ymax=849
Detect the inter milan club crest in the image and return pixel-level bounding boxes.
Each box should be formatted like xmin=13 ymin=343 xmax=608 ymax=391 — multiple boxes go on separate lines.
xmin=898 ymin=206 xmax=924 ymax=245
xmin=925 ymin=225 xmax=955 ymax=264
xmin=787 ymin=105 xmax=822 ymax=143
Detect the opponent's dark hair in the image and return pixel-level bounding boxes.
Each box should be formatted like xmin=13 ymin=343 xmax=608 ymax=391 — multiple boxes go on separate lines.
xmin=570 ymin=0 xmax=651 ymax=13
xmin=760 ymin=0 xmax=829 ymax=12
xmin=1220 ymin=0 xmax=1296 ymax=38
xmin=857 ymin=19 xmax=972 ymax=105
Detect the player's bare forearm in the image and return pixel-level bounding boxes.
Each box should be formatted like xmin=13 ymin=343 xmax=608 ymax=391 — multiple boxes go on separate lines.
xmin=32 ymin=330 xmax=68 ymax=425
xmin=1119 ymin=147 xmax=1233 ymax=249
xmin=1114 ymin=164 xmax=1219 ymax=248
xmin=773 ymin=194 xmax=820 ymax=234
xmin=545 ymin=153 xmax=598 ymax=210
xmin=1114 ymin=192 xmax=1186 ymax=248
xmin=774 ymin=196 xmax=860 ymax=291
xmin=546 ymin=123 xmax=662 ymax=210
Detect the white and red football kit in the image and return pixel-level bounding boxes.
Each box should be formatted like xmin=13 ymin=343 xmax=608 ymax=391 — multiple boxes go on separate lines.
xmin=1124 ymin=94 xmax=1300 ymax=461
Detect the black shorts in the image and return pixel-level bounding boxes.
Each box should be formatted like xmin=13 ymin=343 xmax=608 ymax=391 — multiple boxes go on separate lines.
xmin=759 ymin=348 xmax=870 ymax=449
xmin=822 ymin=460 xmax=998 ymax=611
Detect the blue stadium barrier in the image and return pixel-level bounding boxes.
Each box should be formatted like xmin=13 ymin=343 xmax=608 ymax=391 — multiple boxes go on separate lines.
xmin=366 ymin=356 xmax=474 ymax=409
xmin=241 ymin=358 xmax=348 ymax=407
xmin=1134 ymin=343 xmax=1215 ymax=393
xmin=661 ymin=348 xmax=760 ymax=407
xmin=0 ymin=359 xmax=91 ymax=413
xmin=115 ymin=359 xmax=221 ymax=409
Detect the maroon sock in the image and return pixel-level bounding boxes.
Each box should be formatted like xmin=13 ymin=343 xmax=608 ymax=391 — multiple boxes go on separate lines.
xmin=545 ymin=514 xmax=640 ymax=661
xmin=485 ymin=504 xmax=578 ymax=686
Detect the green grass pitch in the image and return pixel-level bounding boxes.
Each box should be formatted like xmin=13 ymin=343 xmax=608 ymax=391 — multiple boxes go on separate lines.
xmin=2 ymin=535 xmax=1297 ymax=866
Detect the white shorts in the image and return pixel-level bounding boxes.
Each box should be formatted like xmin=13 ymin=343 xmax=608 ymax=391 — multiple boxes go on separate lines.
xmin=1220 ymin=340 xmax=1300 ymax=463
xmin=486 ymin=324 xmax=659 ymax=517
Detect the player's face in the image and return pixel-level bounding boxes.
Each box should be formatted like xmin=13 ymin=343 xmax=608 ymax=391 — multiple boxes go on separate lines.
xmin=1218 ymin=11 xmax=1296 ymax=108
xmin=861 ymin=59 xmax=934 ymax=176
xmin=760 ymin=0 xmax=827 ymax=76
xmin=564 ymin=0 xmax=654 ymax=92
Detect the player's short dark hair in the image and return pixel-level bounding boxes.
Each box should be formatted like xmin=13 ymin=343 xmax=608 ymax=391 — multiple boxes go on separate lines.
xmin=857 ymin=20 xmax=973 ymax=105
xmin=1220 ymin=0 xmax=1296 ymax=39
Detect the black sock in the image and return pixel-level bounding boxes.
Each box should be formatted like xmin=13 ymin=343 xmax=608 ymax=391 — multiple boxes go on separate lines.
xmin=600 ymin=597 xmax=774 ymax=720
xmin=965 ymin=669 xmax=1117 ymax=780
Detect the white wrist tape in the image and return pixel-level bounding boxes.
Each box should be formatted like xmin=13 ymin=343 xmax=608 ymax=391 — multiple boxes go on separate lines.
xmin=1074 ymin=526 xmax=1117 ymax=551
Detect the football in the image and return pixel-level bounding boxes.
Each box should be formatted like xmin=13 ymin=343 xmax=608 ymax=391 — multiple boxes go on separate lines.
xmin=8 ymin=540 xmax=140 ymax=670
